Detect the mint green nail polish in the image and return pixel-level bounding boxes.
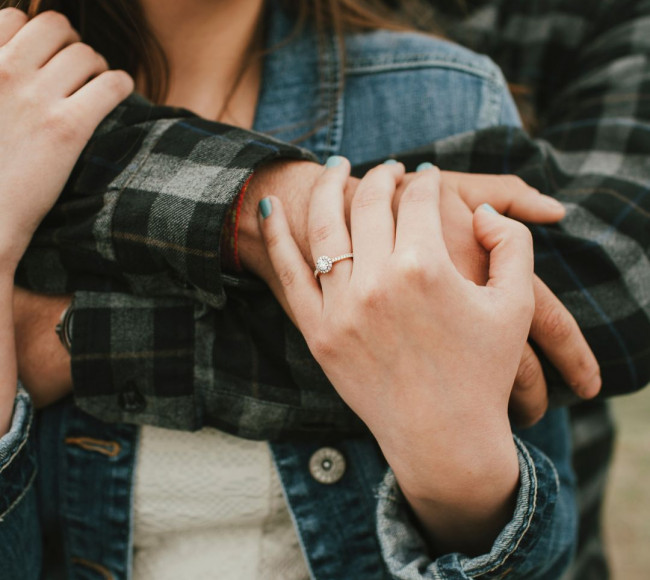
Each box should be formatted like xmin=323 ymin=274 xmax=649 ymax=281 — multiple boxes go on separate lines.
xmin=259 ymin=198 xmax=272 ymax=219
xmin=416 ymin=162 xmax=434 ymax=172
xmin=481 ymin=203 xmax=499 ymax=215
xmin=383 ymin=159 xmax=398 ymax=165
xmin=325 ymin=156 xmax=342 ymax=168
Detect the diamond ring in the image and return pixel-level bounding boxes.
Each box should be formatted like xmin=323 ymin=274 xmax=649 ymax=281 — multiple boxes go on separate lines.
xmin=314 ymin=253 xmax=354 ymax=278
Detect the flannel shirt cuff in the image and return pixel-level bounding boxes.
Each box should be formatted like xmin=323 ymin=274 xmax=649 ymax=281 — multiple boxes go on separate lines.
xmin=0 ymin=387 xmax=36 ymax=521
xmin=107 ymin=117 xmax=317 ymax=309
xmin=376 ymin=435 xmax=568 ymax=580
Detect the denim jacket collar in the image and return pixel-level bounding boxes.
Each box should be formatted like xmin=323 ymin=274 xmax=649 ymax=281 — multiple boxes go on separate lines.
xmin=253 ymin=3 xmax=343 ymax=160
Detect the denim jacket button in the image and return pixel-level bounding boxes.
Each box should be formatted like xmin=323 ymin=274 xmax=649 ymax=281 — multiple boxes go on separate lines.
xmin=309 ymin=447 xmax=346 ymax=484
xmin=118 ymin=385 xmax=147 ymax=413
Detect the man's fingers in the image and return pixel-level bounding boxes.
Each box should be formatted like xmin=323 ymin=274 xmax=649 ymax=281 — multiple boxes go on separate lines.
xmin=351 ymin=161 xmax=403 ymax=274
xmin=531 ymin=276 xmax=601 ymax=399
xmin=258 ymin=196 xmax=321 ymax=331
xmin=442 ymin=171 xmax=565 ymax=223
xmin=472 ymin=205 xmax=534 ymax=302
xmin=509 ymin=343 xmax=549 ymax=427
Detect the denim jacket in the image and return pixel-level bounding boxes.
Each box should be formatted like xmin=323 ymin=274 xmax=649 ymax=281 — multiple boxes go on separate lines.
xmin=0 ymin=6 xmax=576 ymax=579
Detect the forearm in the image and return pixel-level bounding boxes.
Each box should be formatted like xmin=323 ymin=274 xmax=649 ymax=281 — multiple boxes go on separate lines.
xmin=378 ymin=410 xmax=577 ymax=579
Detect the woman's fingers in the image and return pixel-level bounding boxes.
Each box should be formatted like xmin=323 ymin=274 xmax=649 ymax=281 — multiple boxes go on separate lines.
xmin=442 ymin=171 xmax=565 ymax=223
xmin=40 ymin=42 xmax=109 ymax=97
xmin=6 ymin=11 xmax=80 ymax=68
xmin=65 ymin=70 xmax=133 ymax=136
xmin=308 ymin=156 xmax=353 ymax=294
xmin=350 ymin=161 xmax=404 ymax=274
xmin=472 ymin=204 xmax=534 ymax=304
xmin=531 ymin=276 xmax=601 ymax=399
xmin=258 ymin=196 xmax=321 ymax=331
xmin=0 ymin=8 xmax=28 ymax=47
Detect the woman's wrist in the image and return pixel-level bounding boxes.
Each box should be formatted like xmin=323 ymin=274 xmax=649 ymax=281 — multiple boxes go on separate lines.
xmin=382 ymin=423 xmax=520 ymax=556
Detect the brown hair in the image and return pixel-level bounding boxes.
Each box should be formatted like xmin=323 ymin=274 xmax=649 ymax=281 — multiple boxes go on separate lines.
xmin=3 ymin=0 xmax=438 ymax=104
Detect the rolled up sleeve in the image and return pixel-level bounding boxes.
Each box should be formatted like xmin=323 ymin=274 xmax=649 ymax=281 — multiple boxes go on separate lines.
xmin=376 ymin=410 xmax=576 ymax=579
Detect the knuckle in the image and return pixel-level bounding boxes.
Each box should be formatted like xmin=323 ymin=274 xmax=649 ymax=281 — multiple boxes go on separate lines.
xmin=537 ymin=304 xmax=575 ymax=343
xmin=397 ymin=250 xmax=435 ymax=284
xmin=358 ymin=279 xmax=386 ymax=310
xmin=401 ymin=181 xmax=431 ymax=205
xmin=38 ymin=10 xmax=72 ymax=31
xmin=276 ymin=266 xmax=297 ymax=289
xmin=43 ymin=108 xmax=81 ymax=143
xmin=263 ymin=228 xmax=281 ymax=251
xmin=0 ymin=7 xmax=28 ymax=25
xmin=352 ymin=189 xmax=384 ymax=209
xmin=36 ymin=10 xmax=69 ymax=34
xmin=501 ymin=174 xmax=527 ymax=191
xmin=0 ymin=61 xmax=14 ymax=85
xmin=69 ymin=41 xmax=96 ymax=61
xmin=101 ymin=69 xmax=133 ymax=95
xmin=310 ymin=332 xmax=337 ymax=361
xmin=309 ymin=222 xmax=334 ymax=245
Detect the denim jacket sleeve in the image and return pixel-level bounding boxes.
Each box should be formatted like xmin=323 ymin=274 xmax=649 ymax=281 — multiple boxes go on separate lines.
xmin=0 ymin=389 xmax=41 ymax=580
xmin=376 ymin=410 xmax=576 ymax=580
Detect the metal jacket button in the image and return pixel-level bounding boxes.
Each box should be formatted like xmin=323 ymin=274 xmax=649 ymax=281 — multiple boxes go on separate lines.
xmin=309 ymin=447 xmax=346 ymax=484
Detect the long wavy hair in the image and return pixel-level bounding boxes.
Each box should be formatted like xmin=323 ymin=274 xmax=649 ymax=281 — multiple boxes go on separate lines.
xmin=3 ymin=0 xmax=442 ymax=104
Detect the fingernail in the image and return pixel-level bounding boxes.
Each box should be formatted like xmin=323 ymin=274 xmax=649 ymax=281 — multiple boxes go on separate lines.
xmin=325 ymin=156 xmax=343 ymax=168
xmin=383 ymin=159 xmax=398 ymax=165
xmin=480 ymin=203 xmax=499 ymax=215
xmin=259 ymin=198 xmax=272 ymax=219
xmin=416 ymin=162 xmax=434 ymax=172
xmin=542 ymin=196 xmax=565 ymax=211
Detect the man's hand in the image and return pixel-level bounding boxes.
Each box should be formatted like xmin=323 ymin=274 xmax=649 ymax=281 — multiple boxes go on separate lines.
xmin=241 ymin=161 xmax=601 ymax=426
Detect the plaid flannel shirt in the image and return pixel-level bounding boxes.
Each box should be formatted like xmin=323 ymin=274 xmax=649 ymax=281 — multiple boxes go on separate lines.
xmin=15 ymin=2 xmax=649 ymax=577
xmin=18 ymin=0 xmax=649 ymax=431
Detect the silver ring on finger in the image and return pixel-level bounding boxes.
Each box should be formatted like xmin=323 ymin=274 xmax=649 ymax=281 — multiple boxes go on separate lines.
xmin=314 ymin=253 xmax=354 ymax=278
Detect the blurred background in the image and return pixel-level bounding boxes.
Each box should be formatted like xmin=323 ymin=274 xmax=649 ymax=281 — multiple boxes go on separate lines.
xmin=605 ymin=387 xmax=650 ymax=578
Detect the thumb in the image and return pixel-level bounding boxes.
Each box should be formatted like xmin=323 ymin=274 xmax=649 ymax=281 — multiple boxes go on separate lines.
xmin=473 ymin=204 xmax=534 ymax=300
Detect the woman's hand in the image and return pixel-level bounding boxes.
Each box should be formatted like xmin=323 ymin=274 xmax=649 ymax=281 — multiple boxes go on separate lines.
xmin=245 ymin=162 xmax=600 ymax=427
xmin=0 ymin=9 xmax=133 ymax=434
xmin=258 ymin=158 xmax=534 ymax=555
xmin=0 ymin=8 xmax=133 ymax=269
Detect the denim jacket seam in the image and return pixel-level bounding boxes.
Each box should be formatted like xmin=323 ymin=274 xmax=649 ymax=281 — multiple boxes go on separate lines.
xmin=0 ymin=468 xmax=37 ymax=522
xmin=345 ymin=58 xmax=501 ymax=83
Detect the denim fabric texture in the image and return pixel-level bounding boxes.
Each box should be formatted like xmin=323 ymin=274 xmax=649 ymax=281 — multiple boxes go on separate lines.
xmin=0 ymin=4 xmax=576 ymax=579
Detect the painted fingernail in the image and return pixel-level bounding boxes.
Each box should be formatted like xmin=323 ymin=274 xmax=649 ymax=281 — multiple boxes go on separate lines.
xmin=416 ymin=162 xmax=434 ymax=172
xmin=480 ymin=203 xmax=499 ymax=215
xmin=259 ymin=198 xmax=272 ymax=219
xmin=325 ymin=156 xmax=343 ymax=168
xmin=383 ymin=159 xmax=398 ymax=165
